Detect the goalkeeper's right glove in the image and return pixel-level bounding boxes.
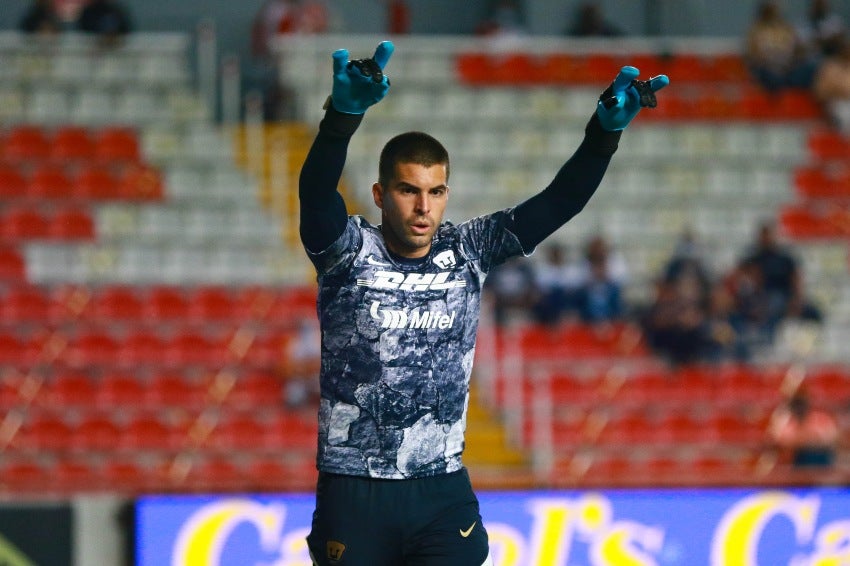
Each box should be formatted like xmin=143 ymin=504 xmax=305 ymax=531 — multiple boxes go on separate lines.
xmin=329 ymin=40 xmax=394 ymax=115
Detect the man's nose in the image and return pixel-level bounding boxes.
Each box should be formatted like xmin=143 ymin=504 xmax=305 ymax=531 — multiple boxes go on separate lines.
xmin=415 ymin=193 xmax=430 ymax=213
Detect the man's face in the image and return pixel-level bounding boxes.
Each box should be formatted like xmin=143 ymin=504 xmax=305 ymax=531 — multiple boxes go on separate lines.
xmin=372 ymin=162 xmax=449 ymax=258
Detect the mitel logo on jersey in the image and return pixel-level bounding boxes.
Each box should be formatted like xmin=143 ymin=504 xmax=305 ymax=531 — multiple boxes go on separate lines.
xmin=357 ymin=270 xmax=465 ymax=291
xmin=370 ymin=301 xmax=457 ymax=330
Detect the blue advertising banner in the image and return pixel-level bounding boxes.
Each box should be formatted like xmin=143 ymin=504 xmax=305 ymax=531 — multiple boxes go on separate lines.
xmin=136 ymin=487 xmax=850 ymax=565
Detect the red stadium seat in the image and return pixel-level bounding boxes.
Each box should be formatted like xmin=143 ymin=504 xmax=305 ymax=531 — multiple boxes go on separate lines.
xmin=117 ymin=164 xmax=163 ymax=200
xmin=72 ymin=416 xmax=121 ymax=452
xmin=18 ymin=416 xmax=72 ymax=451
xmin=89 ymin=286 xmax=144 ymax=321
xmin=46 ymin=372 xmax=97 ymax=407
xmin=116 ymin=331 xmax=165 ymax=368
xmin=0 ymin=286 xmax=51 ymax=323
xmin=185 ymin=458 xmax=245 ymax=492
xmin=186 ymin=287 xmax=238 ymax=321
xmin=0 ymin=247 xmax=25 ymax=281
xmin=96 ymin=372 xmax=145 ymax=407
xmin=162 ymin=331 xmax=229 ymax=368
xmin=26 ymin=164 xmax=74 ymax=199
xmin=65 ymin=331 xmax=119 ymax=368
xmin=227 ymin=372 xmax=283 ymax=407
xmin=94 ymin=127 xmax=140 ymax=163
xmin=145 ymin=373 xmax=207 ymax=408
xmin=208 ymin=414 xmax=265 ymax=451
xmin=53 ymin=459 xmax=100 ymax=491
xmin=0 ymin=166 xmax=27 ymax=199
xmin=1 ymin=206 xmax=50 ymax=241
xmin=2 ymin=125 xmax=50 ymax=162
xmin=50 ymin=126 xmax=95 ymax=162
xmin=144 ymin=287 xmax=188 ymax=321
xmin=48 ymin=207 xmax=95 ymax=240
xmin=119 ymin=416 xmax=187 ymax=452
xmin=74 ymin=165 xmax=119 ymax=200
xmin=264 ymin=412 xmax=317 ymax=450
xmin=0 ymin=458 xmax=50 ymax=491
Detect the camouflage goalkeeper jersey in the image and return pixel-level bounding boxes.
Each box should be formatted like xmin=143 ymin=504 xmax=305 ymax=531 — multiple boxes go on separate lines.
xmin=305 ymin=211 xmax=525 ymax=479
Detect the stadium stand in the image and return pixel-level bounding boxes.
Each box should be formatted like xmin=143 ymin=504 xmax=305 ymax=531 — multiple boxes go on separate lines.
xmin=1 ymin=31 xmax=848 ymax=497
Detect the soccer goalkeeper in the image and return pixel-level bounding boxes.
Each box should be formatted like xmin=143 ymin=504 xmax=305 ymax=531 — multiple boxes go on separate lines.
xmin=299 ymin=40 xmax=668 ymax=566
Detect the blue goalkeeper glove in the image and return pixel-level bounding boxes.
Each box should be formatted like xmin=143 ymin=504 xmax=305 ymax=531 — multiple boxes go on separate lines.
xmin=596 ymin=66 xmax=670 ymax=131
xmin=330 ymin=41 xmax=394 ymax=115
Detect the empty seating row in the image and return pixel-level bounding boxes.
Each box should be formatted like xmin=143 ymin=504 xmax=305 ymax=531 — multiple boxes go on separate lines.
xmin=455 ymin=52 xmax=751 ymax=86
xmin=4 ymin=410 xmax=316 ymax=454
xmin=0 ymin=284 xmax=316 ymax=324
xmin=0 ymin=124 xmax=140 ymax=164
xmin=0 ymin=453 xmax=317 ymax=494
xmin=0 ymin=163 xmax=162 ymax=202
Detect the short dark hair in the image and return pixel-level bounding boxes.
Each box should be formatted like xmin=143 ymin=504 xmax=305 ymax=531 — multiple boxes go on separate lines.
xmin=378 ymin=131 xmax=450 ymax=188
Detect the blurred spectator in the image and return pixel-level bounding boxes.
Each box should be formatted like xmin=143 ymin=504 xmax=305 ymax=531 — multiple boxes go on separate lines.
xmin=485 ymin=256 xmax=536 ymax=326
xmin=642 ymin=267 xmax=709 ymax=366
xmin=741 ymin=221 xmax=822 ymax=333
xmin=744 ymin=0 xmax=817 ymax=92
xmin=662 ymin=228 xmax=712 ymax=295
xmin=797 ymin=0 xmax=846 ymax=58
xmin=530 ymin=242 xmax=581 ymax=325
xmin=573 ymin=237 xmax=624 ymax=323
xmin=387 ymin=0 xmax=411 ymax=34
xmin=812 ymin=34 xmax=850 ymax=133
xmin=703 ymin=283 xmax=750 ymax=362
xmin=769 ymin=387 xmax=838 ymax=468
xmin=566 ymin=2 xmax=624 ymax=37
xmin=475 ymin=0 xmax=526 ymax=38
xmin=76 ymin=0 xmax=132 ymax=40
xmin=282 ymin=319 xmax=321 ymax=407
xmin=19 ymin=0 xmax=63 ymax=35
xmin=248 ymin=0 xmax=316 ymax=121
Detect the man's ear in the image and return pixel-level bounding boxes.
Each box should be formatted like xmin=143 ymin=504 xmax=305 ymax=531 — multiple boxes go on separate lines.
xmin=372 ymin=182 xmax=384 ymax=209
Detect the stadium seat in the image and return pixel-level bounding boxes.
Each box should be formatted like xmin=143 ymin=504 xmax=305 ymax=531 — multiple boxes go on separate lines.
xmin=145 ymin=373 xmax=207 ymax=408
xmin=117 ymin=331 xmax=165 ymax=368
xmin=0 ymin=247 xmax=25 ymax=281
xmin=65 ymin=331 xmax=119 ymax=368
xmin=0 ymin=458 xmax=50 ymax=492
xmin=186 ymin=286 xmax=238 ymax=321
xmin=208 ymin=414 xmax=265 ymax=451
xmin=74 ymin=165 xmax=120 ymax=200
xmin=46 ymin=371 xmax=97 ymax=407
xmin=1 ymin=125 xmax=50 ymax=162
xmin=26 ymin=164 xmax=75 ymax=200
xmin=144 ymin=287 xmax=189 ymax=320
xmin=96 ymin=372 xmax=145 ymax=407
xmin=0 ymin=166 xmax=27 ymax=199
xmin=0 ymin=286 xmax=51 ymax=323
xmin=52 ymin=459 xmax=99 ymax=492
xmin=72 ymin=416 xmax=121 ymax=452
xmin=117 ymin=164 xmax=163 ymax=200
xmin=50 ymin=126 xmax=95 ymax=162
xmin=48 ymin=207 xmax=95 ymax=240
xmin=119 ymin=416 xmax=186 ymax=452
xmin=226 ymin=371 xmax=283 ymax=407
xmin=88 ymin=286 xmax=144 ymax=321
xmin=1 ymin=206 xmax=50 ymax=241
xmin=94 ymin=127 xmax=140 ymax=163
xmin=18 ymin=415 xmax=72 ymax=452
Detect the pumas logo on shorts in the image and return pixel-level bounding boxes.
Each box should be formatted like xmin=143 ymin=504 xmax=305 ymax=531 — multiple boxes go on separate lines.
xmin=327 ymin=540 xmax=346 ymax=562
xmin=357 ymin=270 xmax=465 ymax=291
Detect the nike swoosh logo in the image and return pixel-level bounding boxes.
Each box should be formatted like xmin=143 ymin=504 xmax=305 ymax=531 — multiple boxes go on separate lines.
xmin=366 ymin=256 xmax=390 ymax=267
xmin=459 ymin=521 xmax=476 ymax=538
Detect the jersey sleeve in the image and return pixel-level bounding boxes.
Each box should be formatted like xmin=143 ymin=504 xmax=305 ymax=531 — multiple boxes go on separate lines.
xmin=305 ymin=215 xmax=364 ymax=276
xmin=457 ymin=209 xmax=528 ymax=274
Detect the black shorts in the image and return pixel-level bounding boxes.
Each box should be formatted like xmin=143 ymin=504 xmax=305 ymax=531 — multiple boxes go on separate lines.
xmin=306 ymin=468 xmax=490 ymax=566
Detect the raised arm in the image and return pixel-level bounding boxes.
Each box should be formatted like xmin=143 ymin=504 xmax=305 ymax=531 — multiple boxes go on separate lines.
xmin=299 ymin=41 xmax=394 ymax=253
xmin=510 ymin=67 xmax=669 ymax=252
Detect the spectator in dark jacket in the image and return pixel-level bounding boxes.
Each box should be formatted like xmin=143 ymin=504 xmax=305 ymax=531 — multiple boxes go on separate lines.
xmin=77 ymin=0 xmax=132 ymax=39
xmin=19 ymin=0 xmax=63 ymax=35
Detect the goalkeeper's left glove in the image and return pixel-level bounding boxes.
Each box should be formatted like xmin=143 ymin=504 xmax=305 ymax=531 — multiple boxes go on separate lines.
xmin=596 ymin=66 xmax=670 ymax=131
